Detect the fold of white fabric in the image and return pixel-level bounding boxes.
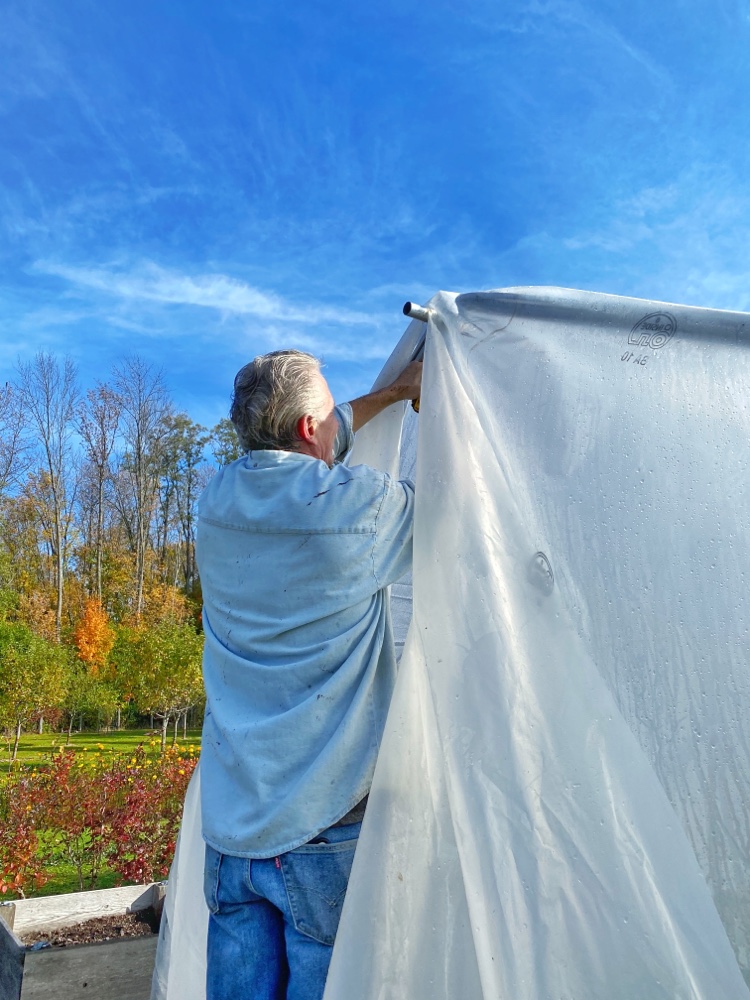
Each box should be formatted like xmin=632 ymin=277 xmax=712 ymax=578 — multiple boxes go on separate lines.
xmin=151 ymin=767 xmax=208 ymax=1000
xmin=325 ymin=288 xmax=750 ymax=999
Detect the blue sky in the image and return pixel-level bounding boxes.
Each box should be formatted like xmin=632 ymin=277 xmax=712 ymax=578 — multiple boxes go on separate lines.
xmin=2 ymin=0 xmax=750 ymax=427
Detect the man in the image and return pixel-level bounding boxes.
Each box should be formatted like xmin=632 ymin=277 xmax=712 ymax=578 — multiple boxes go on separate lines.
xmin=197 ymin=349 xmax=423 ymax=1000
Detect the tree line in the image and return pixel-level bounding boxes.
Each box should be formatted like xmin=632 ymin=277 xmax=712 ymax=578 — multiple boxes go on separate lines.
xmin=0 ymin=352 xmax=243 ymax=753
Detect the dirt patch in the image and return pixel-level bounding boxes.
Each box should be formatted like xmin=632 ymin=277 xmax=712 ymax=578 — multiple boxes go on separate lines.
xmin=21 ymin=906 xmax=160 ymax=947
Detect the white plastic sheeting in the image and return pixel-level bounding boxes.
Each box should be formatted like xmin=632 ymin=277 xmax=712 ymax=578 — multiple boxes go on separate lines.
xmin=151 ymin=766 xmax=207 ymax=1000
xmin=154 ymin=288 xmax=750 ymax=1000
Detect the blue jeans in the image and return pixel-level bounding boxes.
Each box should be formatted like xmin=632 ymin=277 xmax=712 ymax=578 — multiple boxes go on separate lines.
xmin=204 ymin=822 xmax=361 ymax=1000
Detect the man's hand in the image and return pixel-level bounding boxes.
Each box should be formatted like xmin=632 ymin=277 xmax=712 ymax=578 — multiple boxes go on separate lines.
xmin=383 ymin=360 xmax=423 ymax=403
xmin=348 ymin=361 xmax=423 ymax=432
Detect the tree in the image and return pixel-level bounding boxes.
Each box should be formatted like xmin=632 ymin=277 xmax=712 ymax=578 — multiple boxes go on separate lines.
xmin=0 ymin=588 xmax=19 ymax=622
xmin=160 ymin=414 xmax=211 ymax=594
xmin=210 ymin=417 xmax=243 ymax=466
xmin=62 ymin=663 xmax=119 ymax=740
xmin=112 ymin=620 xmax=204 ymax=750
xmin=0 ymin=490 xmax=48 ymax=600
xmin=15 ymin=354 xmax=79 ymax=639
xmin=0 ymin=622 xmax=69 ymax=759
xmin=17 ymin=589 xmax=58 ymax=644
xmin=13 ymin=470 xmax=70 ymax=637
xmin=73 ymin=594 xmax=120 ymax=727
xmin=113 ymin=358 xmax=171 ymax=620
xmin=74 ymin=597 xmax=115 ymax=674
xmin=139 ymin=581 xmax=194 ymax=627
xmin=77 ymin=384 xmax=121 ymax=600
xmin=0 ymin=382 xmax=28 ymax=496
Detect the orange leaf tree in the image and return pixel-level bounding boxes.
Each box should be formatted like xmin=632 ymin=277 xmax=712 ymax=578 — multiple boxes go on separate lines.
xmin=74 ymin=597 xmax=115 ymax=675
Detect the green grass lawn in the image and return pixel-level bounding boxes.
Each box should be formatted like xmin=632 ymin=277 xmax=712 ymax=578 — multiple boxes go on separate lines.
xmin=29 ymin=863 xmax=125 ymax=897
xmin=2 ymin=728 xmax=203 ymax=772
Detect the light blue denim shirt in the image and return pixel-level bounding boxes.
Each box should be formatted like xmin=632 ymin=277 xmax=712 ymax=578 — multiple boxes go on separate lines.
xmin=197 ymin=404 xmax=414 ymax=858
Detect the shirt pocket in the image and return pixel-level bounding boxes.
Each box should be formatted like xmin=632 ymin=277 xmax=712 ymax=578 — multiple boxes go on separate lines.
xmin=279 ymin=837 xmax=358 ymax=945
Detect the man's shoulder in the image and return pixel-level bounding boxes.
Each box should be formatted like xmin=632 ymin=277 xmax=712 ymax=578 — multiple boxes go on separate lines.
xmin=285 ymin=461 xmax=392 ymax=531
xmin=198 ymin=453 xmax=394 ymax=534
xmin=202 ymin=452 xmax=390 ymax=496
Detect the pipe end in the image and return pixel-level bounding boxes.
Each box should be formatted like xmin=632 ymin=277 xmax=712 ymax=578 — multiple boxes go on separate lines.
xmin=403 ymin=301 xmax=430 ymax=322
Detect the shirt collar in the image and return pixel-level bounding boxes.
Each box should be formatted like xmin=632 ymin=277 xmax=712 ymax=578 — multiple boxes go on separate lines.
xmin=245 ymin=448 xmax=320 ymax=468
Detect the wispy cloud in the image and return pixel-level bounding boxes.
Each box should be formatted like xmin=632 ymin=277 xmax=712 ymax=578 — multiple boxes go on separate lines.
xmin=562 ymin=223 xmax=655 ymax=254
xmin=256 ymin=324 xmax=394 ymax=363
xmin=497 ymin=165 xmax=750 ymax=312
xmin=34 ymin=261 xmax=376 ymax=327
xmin=451 ymin=0 xmax=672 ymax=88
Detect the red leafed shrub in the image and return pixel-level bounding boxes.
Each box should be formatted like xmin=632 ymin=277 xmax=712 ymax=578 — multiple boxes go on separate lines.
xmin=107 ymin=745 xmax=195 ymax=884
xmin=0 ymin=744 xmax=197 ymax=897
xmin=0 ymin=767 xmax=48 ymax=897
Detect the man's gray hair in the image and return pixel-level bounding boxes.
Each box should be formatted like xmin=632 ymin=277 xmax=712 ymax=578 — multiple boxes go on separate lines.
xmin=230 ymin=350 xmax=328 ymax=452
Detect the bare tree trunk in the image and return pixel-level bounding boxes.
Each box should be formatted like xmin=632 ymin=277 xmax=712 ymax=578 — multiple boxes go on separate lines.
xmin=114 ymin=358 xmax=170 ymax=622
xmin=0 ymin=383 xmax=30 ymax=495
xmin=37 ymin=717 xmax=43 ymax=735
xmin=96 ymin=477 xmax=105 ymax=600
xmin=12 ymin=720 xmax=22 ymax=762
xmin=161 ymin=714 xmax=169 ymax=752
xmin=54 ymin=510 xmax=63 ymax=640
xmin=78 ymin=383 xmax=121 ymax=603
xmin=67 ymin=713 xmax=74 ymax=745
xmin=136 ymin=549 xmax=145 ymax=619
xmin=182 ymin=711 xmax=187 ymax=739
xmin=16 ymin=353 xmax=79 ymax=641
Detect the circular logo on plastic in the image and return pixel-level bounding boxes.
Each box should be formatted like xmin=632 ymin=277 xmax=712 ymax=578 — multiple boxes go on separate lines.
xmin=528 ymin=551 xmax=554 ymax=596
xmin=628 ymin=312 xmax=676 ymax=350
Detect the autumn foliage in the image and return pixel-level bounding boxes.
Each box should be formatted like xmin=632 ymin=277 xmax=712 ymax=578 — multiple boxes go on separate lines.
xmin=0 ymin=352 xmax=221 ymax=746
xmin=74 ymin=598 xmax=115 ymax=674
xmin=0 ymin=744 xmax=198 ymax=897
xmin=0 ymin=355 xmax=218 ymax=899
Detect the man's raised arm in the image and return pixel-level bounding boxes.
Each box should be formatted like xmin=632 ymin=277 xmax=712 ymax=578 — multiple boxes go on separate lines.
xmin=347 ymin=361 xmax=423 ymax=432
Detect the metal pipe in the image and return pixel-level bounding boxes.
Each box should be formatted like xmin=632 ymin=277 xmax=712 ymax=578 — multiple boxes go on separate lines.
xmin=402 ymin=305 xmax=429 ymax=413
xmin=409 ymin=333 xmax=425 ymax=413
xmin=403 ymin=301 xmax=430 ymax=323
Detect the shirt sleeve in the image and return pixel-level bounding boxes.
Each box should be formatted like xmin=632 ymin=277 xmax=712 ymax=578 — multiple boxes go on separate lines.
xmin=333 ymin=403 xmax=355 ymax=464
xmin=371 ymin=474 xmax=416 ymax=588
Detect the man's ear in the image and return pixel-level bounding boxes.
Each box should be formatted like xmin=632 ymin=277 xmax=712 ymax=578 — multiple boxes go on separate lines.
xmin=296 ymin=413 xmax=316 ymax=443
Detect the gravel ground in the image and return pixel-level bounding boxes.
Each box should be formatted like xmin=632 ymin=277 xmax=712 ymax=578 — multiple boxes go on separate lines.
xmin=21 ymin=907 xmax=160 ymax=947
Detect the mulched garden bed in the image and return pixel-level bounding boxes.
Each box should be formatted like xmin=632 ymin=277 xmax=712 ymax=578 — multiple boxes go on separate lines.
xmin=19 ymin=906 xmax=160 ymax=947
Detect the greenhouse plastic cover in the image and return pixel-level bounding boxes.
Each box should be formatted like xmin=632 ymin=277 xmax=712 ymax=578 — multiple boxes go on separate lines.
xmin=153 ymin=287 xmax=750 ymax=1000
